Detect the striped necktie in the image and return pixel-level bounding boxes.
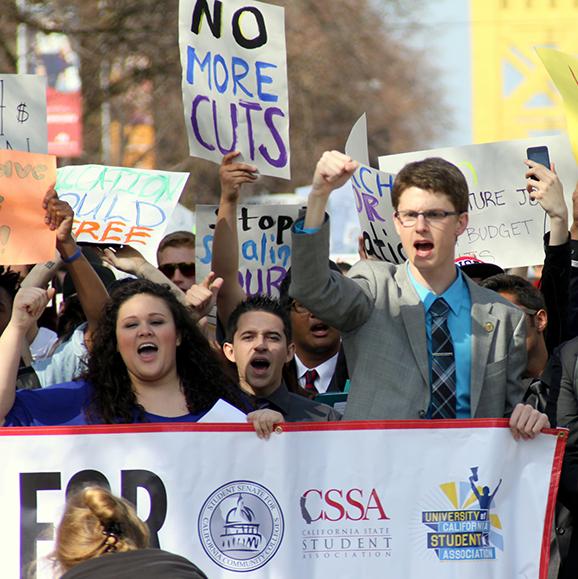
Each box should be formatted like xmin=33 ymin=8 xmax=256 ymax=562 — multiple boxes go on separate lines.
xmin=304 ymin=369 xmax=319 ymax=394
xmin=430 ymin=298 xmax=456 ymax=419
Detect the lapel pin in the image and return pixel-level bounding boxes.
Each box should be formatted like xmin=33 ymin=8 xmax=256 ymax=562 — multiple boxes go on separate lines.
xmin=484 ymin=322 xmax=494 ymax=333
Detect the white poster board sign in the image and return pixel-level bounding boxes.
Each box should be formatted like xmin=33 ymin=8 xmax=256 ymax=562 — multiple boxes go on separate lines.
xmin=378 ymin=135 xmax=577 ymax=269
xmin=0 ymin=74 xmax=48 ymax=153
xmin=179 ymin=0 xmax=290 ymax=178
xmin=2 ymin=421 xmax=563 ymax=579
xmin=56 ymin=165 xmax=189 ymax=263
xmin=345 ymin=115 xmax=405 ymax=263
xmin=196 ymin=203 xmax=303 ymax=296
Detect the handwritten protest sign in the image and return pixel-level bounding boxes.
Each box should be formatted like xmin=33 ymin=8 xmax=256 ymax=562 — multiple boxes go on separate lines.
xmin=56 ymin=165 xmax=189 ymax=263
xmin=378 ymin=134 xmax=577 ymax=269
xmin=0 ymin=150 xmax=56 ymax=265
xmin=0 ymin=74 xmax=48 ymax=154
xmin=179 ymin=0 xmax=290 ymax=178
xmin=345 ymin=115 xmax=404 ymax=264
xmin=196 ymin=203 xmax=302 ymax=296
xmin=536 ymin=47 xmax=578 ymax=163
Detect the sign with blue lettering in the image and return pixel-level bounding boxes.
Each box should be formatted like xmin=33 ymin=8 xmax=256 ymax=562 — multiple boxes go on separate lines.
xmin=55 ymin=165 xmax=189 ymax=262
xmin=196 ymin=203 xmax=302 ymax=297
xmin=1 ymin=421 xmax=564 ymax=578
xmin=179 ymin=0 xmax=290 ymax=179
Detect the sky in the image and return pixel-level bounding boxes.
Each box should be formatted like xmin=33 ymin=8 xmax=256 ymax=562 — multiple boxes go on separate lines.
xmin=401 ymin=0 xmax=472 ymax=148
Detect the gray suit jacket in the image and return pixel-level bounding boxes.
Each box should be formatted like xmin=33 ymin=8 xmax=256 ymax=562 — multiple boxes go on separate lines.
xmin=290 ymin=220 xmax=527 ymax=420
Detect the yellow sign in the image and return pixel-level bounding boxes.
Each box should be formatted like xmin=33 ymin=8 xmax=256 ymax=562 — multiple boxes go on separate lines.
xmin=537 ymin=47 xmax=578 ymax=162
xmin=471 ymin=0 xmax=578 ymax=143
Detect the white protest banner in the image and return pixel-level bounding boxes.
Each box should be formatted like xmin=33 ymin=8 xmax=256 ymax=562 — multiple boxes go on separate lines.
xmin=0 ymin=74 xmax=48 ymax=153
xmin=379 ymin=135 xmax=577 ymax=269
xmin=196 ymin=203 xmax=303 ymax=296
xmin=55 ymin=165 xmax=189 ymax=263
xmin=3 ymin=421 xmax=563 ymax=579
xmin=179 ymin=0 xmax=290 ymax=179
xmin=345 ymin=114 xmax=404 ymax=263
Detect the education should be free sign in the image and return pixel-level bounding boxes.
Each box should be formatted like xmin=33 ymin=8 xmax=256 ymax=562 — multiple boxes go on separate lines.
xmin=55 ymin=165 xmax=189 ymax=262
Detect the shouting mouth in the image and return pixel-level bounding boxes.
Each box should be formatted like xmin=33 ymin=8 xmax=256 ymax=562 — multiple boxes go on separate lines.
xmin=414 ymin=240 xmax=434 ymax=258
xmin=137 ymin=342 xmax=159 ymax=361
xmin=250 ymin=357 xmax=271 ymax=376
xmin=310 ymin=322 xmax=330 ymax=337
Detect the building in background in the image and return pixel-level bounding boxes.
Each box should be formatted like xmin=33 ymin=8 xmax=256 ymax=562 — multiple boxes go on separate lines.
xmin=471 ymin=0 xmax=577 ymax=142
xmin=33 ymin=32 xmax=83 ymax=157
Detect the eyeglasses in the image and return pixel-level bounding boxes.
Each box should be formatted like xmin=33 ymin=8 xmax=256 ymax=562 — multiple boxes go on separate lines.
xmin=158 ymin=262 xmax=196 ymax=278
xmin=291 ymin=301 xmax=310 ymax=315
xmin=394 ymin=210 xmax=463 ymax=227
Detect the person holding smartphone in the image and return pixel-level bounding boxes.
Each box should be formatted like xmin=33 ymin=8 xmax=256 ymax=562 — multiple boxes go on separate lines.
xmin=523 ymin=149 xmax=571 ymax=352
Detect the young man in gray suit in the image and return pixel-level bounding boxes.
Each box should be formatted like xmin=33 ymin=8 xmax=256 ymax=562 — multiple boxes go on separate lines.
xmin=290 ymin=151 xmax=548 ymax=438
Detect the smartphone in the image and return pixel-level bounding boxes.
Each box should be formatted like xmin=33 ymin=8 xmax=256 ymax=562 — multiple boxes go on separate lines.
xmin=526 ymin=146 xmax=551 ymax=179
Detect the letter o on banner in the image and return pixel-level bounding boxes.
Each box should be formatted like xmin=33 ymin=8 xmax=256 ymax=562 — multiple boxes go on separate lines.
xmin=232 ymin=7 xmax=268 ymax=49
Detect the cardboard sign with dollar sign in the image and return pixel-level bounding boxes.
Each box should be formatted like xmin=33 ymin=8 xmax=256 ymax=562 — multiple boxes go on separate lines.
xmin=0 ymin=74 xmax=48 ymax=154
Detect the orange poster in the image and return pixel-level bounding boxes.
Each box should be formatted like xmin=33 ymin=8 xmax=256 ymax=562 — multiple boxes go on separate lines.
xmin=0 ymin=150 xmax=57 ymax=265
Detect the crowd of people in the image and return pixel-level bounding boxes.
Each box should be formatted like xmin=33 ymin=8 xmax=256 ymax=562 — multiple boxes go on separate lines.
xmin=1 ymin=148 xmax=578 ymax=577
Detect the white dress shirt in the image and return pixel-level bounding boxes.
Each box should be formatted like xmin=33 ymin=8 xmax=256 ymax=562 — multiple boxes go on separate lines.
xmin=295 ymin=352 xmax=339 ymax=394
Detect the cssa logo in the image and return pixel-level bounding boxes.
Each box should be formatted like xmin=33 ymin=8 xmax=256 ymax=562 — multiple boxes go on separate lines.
xmin=300 ymin=488 xmax=390 ymax=524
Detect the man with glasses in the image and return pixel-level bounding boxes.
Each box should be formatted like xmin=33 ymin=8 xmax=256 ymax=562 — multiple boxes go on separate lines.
xmin=279 ymin=265 xmax=348 ymax=397
xmin=157 ymin=231 xmax=197 ymax=291
xmin=289 ymin=151 xmax=548 ymax=438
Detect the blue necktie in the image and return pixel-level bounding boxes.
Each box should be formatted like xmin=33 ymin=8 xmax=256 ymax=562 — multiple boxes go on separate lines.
xmin=430 ymin=298 xmax=456 ymax=419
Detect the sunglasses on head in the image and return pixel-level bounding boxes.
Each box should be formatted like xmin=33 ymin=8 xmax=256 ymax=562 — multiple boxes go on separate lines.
xmin=158 ymin=262 xmax=196 ymax=278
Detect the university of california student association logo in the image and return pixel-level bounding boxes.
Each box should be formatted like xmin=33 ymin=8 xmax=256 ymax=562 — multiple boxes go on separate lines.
xmin=198 ymin=480 xmax=284 ymax=572
xmin=420 ymin=466 xmax=504 ymax=561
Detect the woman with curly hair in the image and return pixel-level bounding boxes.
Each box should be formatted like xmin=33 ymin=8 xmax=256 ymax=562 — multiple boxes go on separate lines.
xmin=0 ymin=279 xmax=279 ymax=433
xmin=53 ymin=486 xmax=207 ymax=578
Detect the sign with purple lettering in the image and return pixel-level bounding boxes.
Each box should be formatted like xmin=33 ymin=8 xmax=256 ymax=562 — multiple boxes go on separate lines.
xmin=379 ymin=134 xmax=577 ymax=269
xmin=345 ymin=115 xmax=404 ymax=264
xmin=179 ymin=0 xmax=290 ymax=179
xmin=196 ymin=203 xmax=302 ymax=296
xmin=0 ymin=74 xmax=48 ymax=154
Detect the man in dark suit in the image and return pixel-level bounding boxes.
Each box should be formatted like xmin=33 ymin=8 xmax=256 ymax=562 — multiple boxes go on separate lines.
xmin=222 ymin=295 xmax=341 ymax=422
xmin=279 ymin=267 xmax=348 ymax=397
xmin=290 ymin=151 xmax=548 ymax=438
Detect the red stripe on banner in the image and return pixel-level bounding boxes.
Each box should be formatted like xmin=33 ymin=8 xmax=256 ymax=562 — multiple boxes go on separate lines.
xmin=539 ymin=428 xmax=568 ymax=579
xmin=0 ymin=418 xmax=562 ymax=436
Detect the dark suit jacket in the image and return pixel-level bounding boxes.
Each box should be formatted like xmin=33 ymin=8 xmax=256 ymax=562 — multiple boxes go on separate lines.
xmin=253 ymin=382 xmax=341 ymax=422
xmin=556 ymin=337 xmax=578 ymax=510
xmin=283 ymin=348 xmax=349 ymax=396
